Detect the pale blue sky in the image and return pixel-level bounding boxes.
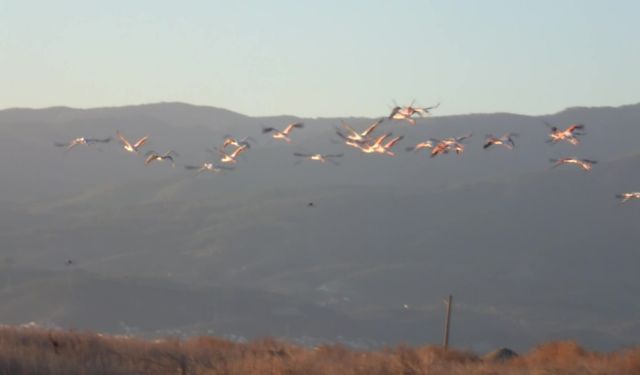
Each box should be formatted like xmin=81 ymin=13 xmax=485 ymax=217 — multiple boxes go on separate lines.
xmin=1 ymin=0 xmax=639 ymax=117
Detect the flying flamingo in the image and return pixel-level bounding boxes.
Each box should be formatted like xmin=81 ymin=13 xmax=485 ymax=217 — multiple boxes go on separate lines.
xmin=262 ymin=122 xmax=304 ymax=143
xmin=54 ymin=137 xmax=111 ymax=151
xmin=338 ymin=119 xmax=383 ymax=142
xmin=222 ymin=135 xmax=255 ymax=150
xmin=550 ymin=157 xmax=597 ymax=171
xmin=406 ymin=140 xmax=435 ymax=153
xmin=388 ymin=101 xmax=439 ymax=125
xmin=370 ymin=134 xmax=404 ymax=156
xmin=293 ymin=152 xmax=344 ymax=165
xmin=483 ymin=133 xmax=518 ymax=150
xmin=616 ymin=192 xmax=640 ymax=204
xmin=144 ymin=150 xmax=178 ymax=166
xmin=184 ymin=162 xmax=235 ymax=174
xmin=545 ymin=122 xmax=585 ymax=145
xmin=116 ymin=131 xmax=149 ymax=153
xmin=217 ymin=144 xmax=248 ymax=164
xmin=429 ymin=134 xmax=472 ymax=157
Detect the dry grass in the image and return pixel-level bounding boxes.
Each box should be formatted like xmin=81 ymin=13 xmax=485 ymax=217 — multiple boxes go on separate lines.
xmin=0 ymin=326 xmax=638 ymax=374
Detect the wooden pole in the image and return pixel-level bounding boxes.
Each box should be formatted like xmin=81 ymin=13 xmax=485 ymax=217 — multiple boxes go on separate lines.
xmin=443 ymin=294 xmax=453 ymax=350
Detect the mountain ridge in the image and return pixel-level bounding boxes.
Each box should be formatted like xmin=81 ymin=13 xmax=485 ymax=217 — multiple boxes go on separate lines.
xmin=2 ymin=100 xmax=640 ymax=120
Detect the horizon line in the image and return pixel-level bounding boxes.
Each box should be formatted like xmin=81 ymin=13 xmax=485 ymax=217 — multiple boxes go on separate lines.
xmin=1 ymin=100 xmax=638 ymax=120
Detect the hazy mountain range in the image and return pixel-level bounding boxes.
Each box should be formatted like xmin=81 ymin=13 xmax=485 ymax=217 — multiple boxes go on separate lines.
xmin=1 ymin=102 xmax=639 ymax=353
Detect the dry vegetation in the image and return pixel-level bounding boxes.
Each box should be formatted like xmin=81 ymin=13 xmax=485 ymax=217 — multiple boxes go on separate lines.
xmin=0 ymin=326 xmax=639 ymax=375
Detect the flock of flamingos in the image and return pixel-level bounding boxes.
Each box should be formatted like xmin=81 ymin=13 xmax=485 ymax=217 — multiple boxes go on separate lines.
xmin=54 ymin=102 xmax=640 ymax=204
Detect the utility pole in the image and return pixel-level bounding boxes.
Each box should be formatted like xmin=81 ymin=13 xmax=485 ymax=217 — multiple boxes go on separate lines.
xmin=443 ymin=294 xmax=453 ymax=350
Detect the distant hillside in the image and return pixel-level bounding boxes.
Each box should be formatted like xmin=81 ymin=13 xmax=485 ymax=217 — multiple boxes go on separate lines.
xmin=0 ymin=268 xmax=363 ymax=342
xmin=1 ymin=102 xmax=640 ymax=352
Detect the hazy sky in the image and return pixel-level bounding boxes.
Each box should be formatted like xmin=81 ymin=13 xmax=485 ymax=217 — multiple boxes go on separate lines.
xmin=1 ymin=0 xmax=639 ymax=117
